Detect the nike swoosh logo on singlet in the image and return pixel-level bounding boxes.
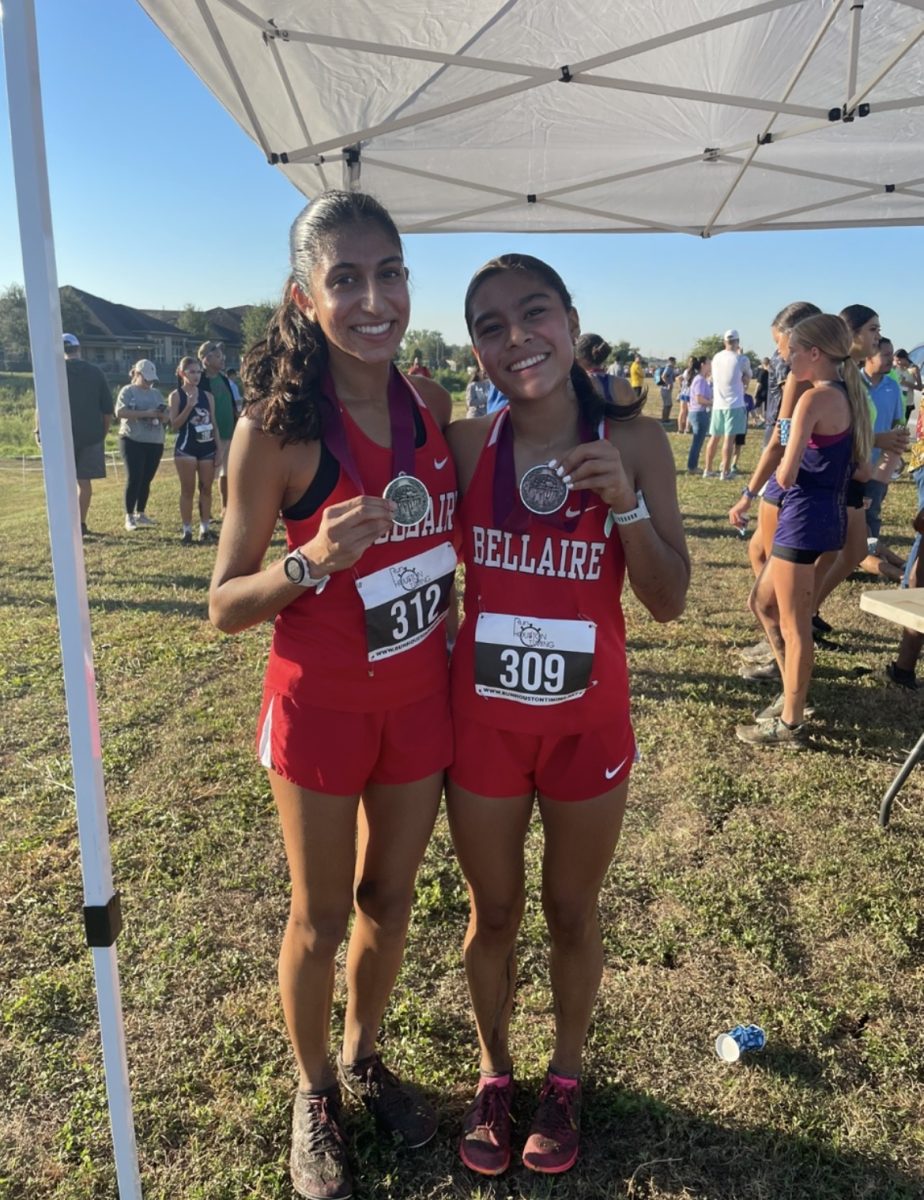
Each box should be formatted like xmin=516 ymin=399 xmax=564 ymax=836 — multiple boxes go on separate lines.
xmin=434 ymin=456 xmax=449 ymax=469
xmin=565 ymin=506 xmax=582 ymax=519
xmin=605 ymin=755 xmax=629 ymax=780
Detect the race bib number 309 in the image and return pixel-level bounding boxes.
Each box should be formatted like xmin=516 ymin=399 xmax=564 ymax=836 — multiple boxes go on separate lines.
xmin=356 ymin=542 xmax=456 ymax=662
xmin=474 ymin=613 xmax=595 ymax=705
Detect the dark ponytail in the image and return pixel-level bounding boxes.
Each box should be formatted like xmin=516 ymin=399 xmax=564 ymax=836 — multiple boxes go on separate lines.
xmin=572 ymin=363 xmax=643 ymax=424
xmin=575 ymin=333 xmax=611 ymax=370
xmin=243 ymin=190 xmax=403 ymax=446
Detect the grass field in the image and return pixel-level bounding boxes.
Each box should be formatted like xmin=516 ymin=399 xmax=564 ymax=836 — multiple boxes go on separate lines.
xmin=1 ymin=405 xmax=923 ymax=1200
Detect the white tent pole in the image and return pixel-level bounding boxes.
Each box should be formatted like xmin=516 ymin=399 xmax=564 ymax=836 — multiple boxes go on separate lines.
xmin=846 ymin=1 xmax=863 ymax=103
xmin=846 ymin=19 xmax=924 ymax=110
xmin=192 ymin=0 xmax=272 ymax=156
xmin=721 ymin=183 xmax=882 ymax=232
xmin=1 ymin=3 xmax=142 ymax=1197
xmin=703 ymin=0 xmax=844 ymax=235
xmin=263 ymin=36 xmax=331 ymax=190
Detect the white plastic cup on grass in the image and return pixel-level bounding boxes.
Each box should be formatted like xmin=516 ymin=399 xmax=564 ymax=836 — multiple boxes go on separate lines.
xmin=715 ymin=1024 xmax=766 ymax=1062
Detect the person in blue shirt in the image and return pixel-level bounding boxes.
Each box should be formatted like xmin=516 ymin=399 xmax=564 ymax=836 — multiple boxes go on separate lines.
xmin=863 ymin=337 xmax=905 ymax=561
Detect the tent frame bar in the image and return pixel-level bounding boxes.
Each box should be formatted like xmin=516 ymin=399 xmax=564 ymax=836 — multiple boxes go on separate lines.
xmin=2 ymin=2 xmax=142 ymax=1195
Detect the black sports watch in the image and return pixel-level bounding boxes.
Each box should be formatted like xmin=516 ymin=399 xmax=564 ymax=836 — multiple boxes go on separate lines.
xmin=283 ymin=548 xmax=329 ymax=593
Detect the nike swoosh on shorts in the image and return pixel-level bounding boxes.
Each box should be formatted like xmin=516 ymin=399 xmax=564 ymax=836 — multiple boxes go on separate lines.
xmin=434 ymin=456 xmax=449 ymax=469
xmin=605 ymin=755 xmax=629 ymax=780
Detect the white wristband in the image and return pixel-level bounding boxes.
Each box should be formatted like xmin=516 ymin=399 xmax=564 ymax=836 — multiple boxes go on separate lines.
xmin=609 ymin=490 xmax=650 ymax=526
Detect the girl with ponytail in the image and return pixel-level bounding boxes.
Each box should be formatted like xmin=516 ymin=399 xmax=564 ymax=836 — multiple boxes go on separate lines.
xmin=445 ymin=253 xmax=688 ymax=1178
xmin=210 ymin=191 xmax=457 ymax=1200
xmin=813 ymin=305 xmax=910 ymax=615
xmin=737 ymin=313 xmax=873 ymax=748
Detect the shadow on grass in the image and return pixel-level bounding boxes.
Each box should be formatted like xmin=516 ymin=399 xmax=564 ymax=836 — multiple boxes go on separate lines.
xmin=89 ymin=596 xmax=209 ymax=618
xmin=343 ymin=1079 xmax=921 ymax=1199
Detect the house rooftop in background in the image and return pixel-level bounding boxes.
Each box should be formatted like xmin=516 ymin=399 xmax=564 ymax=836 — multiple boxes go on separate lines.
xmin=143 ymin=304 xmax=251 ymax=350
xmin=57 ymin=285 xmax=199 ymax=377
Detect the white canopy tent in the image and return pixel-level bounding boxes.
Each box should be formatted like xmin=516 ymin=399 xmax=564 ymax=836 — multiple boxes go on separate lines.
xmin=5 ymin=1 xmax=924 ymax=1196
xmin=136 ymin=0 xmax=924 ymax=236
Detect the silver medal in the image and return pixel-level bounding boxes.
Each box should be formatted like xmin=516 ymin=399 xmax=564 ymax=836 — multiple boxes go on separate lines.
xmin=383 ymin=473 xmax=431 ymax=527
xmin=519 ymin=463 xmax=568 ymax=515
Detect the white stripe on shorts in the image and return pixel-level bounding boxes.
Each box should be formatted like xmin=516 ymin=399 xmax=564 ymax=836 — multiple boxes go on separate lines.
xmin=258 ymin=694 xmax=274 ymax=770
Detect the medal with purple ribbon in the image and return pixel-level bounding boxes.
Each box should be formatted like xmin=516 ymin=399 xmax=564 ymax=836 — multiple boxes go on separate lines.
xmin=492 ymin=408 xmax=598 ymax=532
xmin=319 ymin=365 xmax=431 ymax=526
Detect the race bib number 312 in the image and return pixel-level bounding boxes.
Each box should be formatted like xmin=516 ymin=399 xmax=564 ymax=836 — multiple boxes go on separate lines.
xmin=356 ymin=542 xmax=456 ymax=662
xmin=474 ymin=613 xmax=596 ymax=705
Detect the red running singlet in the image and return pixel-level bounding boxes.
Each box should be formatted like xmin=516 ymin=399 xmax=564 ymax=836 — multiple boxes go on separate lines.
xmin=265 ymin=377 xmax=459 ymax=712
xmin=451 ymin=409 xmax=630 ymax=735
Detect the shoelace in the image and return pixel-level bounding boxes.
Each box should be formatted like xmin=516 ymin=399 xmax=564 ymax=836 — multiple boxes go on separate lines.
xmin=469 ymin=1082 xmax=512 ymax=1134
xmin=360 ymin=1058 xmax=416 ymax=1117
xmin=303 ymin=1094 xmax=345 ymax=1154
xmin=533 ymin=1080 xmax=577 ymax=1138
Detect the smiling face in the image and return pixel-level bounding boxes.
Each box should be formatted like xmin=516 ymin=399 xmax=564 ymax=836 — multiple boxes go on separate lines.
xmin=468 ymin=269 xmax=578 ymax=402
xmin=298 ymin=222 xmax=409 ymax=367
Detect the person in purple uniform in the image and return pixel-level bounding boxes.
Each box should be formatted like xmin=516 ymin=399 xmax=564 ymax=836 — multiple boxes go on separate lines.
xmin=737 ymin=314 xmax=872 ymax=748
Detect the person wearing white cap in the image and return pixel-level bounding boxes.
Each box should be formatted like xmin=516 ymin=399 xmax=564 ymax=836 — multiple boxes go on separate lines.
xmin=115 ymin=360 xmax=167 ymax=530
xmin=702 ymin=329 xmax=752 ymax=480
xmin=40 ymin=334 xmax=114 ymax=536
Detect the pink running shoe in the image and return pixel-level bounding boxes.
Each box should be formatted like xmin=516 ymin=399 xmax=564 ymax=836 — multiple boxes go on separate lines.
xmin=522 ymin=1069 xmax=581 ymax=1174
xmin=459 ymin=1072 xmax=514 ymax=1176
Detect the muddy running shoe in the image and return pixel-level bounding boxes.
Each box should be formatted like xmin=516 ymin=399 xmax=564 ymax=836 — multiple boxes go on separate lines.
xmin=736 ymin=716 xmax=806 ymax=749
xmin=459 ymin=1072 xmax=514 ymax=1176
xmin=522 ymin=1070 xmax=582 ymax=1175
xmin=124 ymin=514 xmax=137 ymax=531
xmin=886 ymin=661 xmax=918 ymax=690
xmin=337 ymin=1052 xmax=436 ymax=1149
xmin=739 ymin=639 xmax=775 ymax=664
xmin=739 ymin=659 xmax=781 ymax=683
xmin=134 ymin=513 xmax=156 ymax=527
xmin=290 ymin=1085 xmax=352 ymax=1200
xmin=756 ymin=693 xmax=815 ymax=721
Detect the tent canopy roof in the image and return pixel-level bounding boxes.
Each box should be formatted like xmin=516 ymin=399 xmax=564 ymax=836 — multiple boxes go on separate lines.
xmin=138 ymin=0 xmax=924 ymax=235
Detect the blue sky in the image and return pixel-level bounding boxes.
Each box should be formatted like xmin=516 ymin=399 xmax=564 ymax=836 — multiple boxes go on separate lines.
xmin=3 ymin=2 xmax=924 ymax=359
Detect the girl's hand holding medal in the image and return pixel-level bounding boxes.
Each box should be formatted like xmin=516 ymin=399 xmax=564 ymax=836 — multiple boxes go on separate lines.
xmin=553 ymin=441 xmax=636 ymax=514
xmin=303 ymin=494 xmax=396 ymax=574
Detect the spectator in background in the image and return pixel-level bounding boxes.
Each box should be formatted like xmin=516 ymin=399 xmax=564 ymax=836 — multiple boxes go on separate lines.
xmin=464 ymin=366 xmax=491 ymax=418
xmin=170 ymin=356 xmax=219 ymax=544
xmin=703 ymin=329 xmax=751 ymax=480
xmin=677 ymin=355 xmax=696 ymax=434
xmin=485 ymin=381 xmax=510 ymax=413
xmin=629 ymin=352 xmax=645 ymax=398
xmin=893 ymin=349 xmax=920 ymax=422
xmin=407 ymin=353 xmax=432 ymax=378
xmin=576 ymin=333 xmax=643 ymax=417
xmin=38 ymin=333 xmax=115 ymax=538
xmin=226 ymin=367 xmax=245 ymax=413
xmin=686 ymin=358 xmax=712 ymax=474
xmin=861 ymin=337 xmax=904 ymax=577
xmin=888 ymin=508 xmax=924 ymax=688
xmin=659 ymin=356 xmax=677 ymax=424
xmin=198 ymin=341 xmax=237 ymax=518
xmin=753 ymin=357 xmax=770 ymax=425
xmin=115 ymin=359 xmax=167 ymax=531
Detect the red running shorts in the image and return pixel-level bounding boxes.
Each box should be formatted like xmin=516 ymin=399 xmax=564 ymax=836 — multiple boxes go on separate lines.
xmin=257 ymin=686 xmax=452 ymax=796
